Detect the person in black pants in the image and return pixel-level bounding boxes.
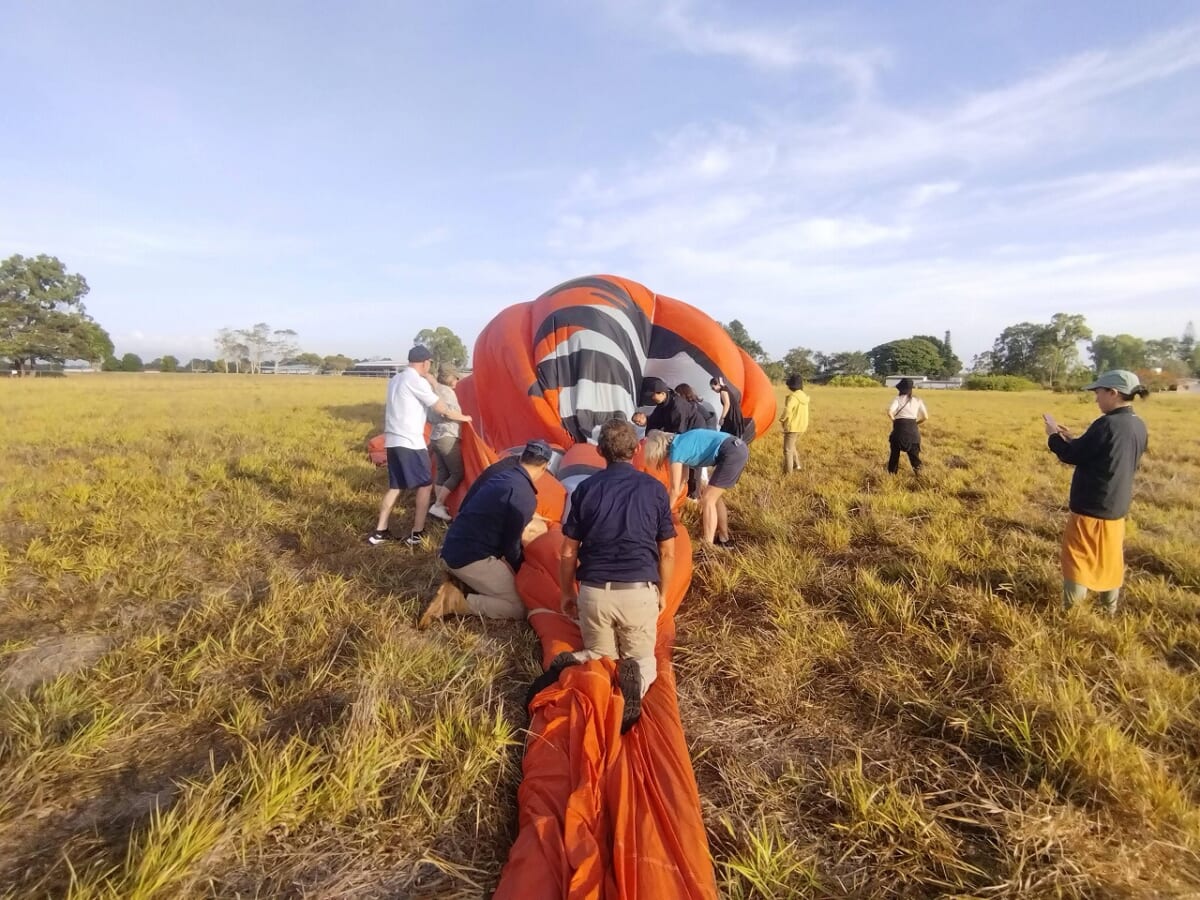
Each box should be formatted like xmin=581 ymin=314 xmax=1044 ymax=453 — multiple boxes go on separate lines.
xmin=886 ymin=378 xmax=928 ymax=474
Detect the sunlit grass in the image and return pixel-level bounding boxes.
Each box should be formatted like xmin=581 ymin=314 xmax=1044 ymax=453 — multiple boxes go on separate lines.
xmin=2 ymin=375 xmax=1200 ymax=896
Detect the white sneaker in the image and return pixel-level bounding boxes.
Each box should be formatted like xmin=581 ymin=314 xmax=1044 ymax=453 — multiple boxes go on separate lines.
xmin=428 ymin=503 xmax=451 ymax=521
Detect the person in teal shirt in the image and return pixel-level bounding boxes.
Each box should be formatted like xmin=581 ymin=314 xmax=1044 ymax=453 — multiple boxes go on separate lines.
xmin=644 ymin=429 xmax=749 ymax=546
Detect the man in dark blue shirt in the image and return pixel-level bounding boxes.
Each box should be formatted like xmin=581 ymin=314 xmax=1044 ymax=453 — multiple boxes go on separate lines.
xmin=558 ymin=419 xmax=676 ymax=731
xmin=418 ymin=440 xmax=553 ymax=627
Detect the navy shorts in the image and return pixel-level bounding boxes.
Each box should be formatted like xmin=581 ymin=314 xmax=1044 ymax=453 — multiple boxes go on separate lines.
xmin=386 ymin=446 xmax=433 ymax=489
xmin=708 ymin=437 xmax=748 ymax=489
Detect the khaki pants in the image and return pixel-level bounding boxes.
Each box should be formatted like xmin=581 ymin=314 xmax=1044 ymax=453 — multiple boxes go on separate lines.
xmin=448 ymin=557 xmax=526 ymax=619
xmin=571 ymin=582 xmax=659 ymax=696
xmin=782 ymin=432 xmax=801 ymax=472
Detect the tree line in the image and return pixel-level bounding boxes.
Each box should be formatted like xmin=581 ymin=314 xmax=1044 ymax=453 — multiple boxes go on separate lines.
xmin=4 ymin=253 xmax=1195 ymax=387
xmin=721 ymin=319 xmax=961 ymax=383
xmin=724 ymin=314 xmax=1199 ymax=388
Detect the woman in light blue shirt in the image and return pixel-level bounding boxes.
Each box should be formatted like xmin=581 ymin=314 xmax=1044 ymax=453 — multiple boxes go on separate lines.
xmin=644 ymin=429 xmax=749 ymax=546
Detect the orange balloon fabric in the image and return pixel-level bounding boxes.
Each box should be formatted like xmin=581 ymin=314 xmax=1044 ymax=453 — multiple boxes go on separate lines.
xmin=460 ymin=275 xmax=776 ymax=449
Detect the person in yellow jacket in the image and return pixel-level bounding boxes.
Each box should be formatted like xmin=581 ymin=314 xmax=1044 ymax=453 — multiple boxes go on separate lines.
xmin=780 ymin=374 xmax=810 ymax=472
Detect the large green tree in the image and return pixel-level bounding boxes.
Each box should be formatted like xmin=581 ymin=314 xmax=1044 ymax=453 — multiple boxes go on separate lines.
xmin=782 ymin=346 xmax=817 ymax=378
xmin=0 ymin=254 xmax=113 ymax=375
xmin=1042 ymin=313 xmax=1092 ymax=386
xmin=414 ymin=326 xmax=469 ymax=369
xmin=991 ymin=322 xmax=1049 ymax=378
xmin=867 ymin=338 xmax=944 ymax=376
xmin=993 ymin=313 xmax=1090 ymax=384
xmin=718 ymin=319 xmax=766 ymax=362
xmin=1089 ymin=334 xmax=1146 ymax=372
xmin=912 ymin=334 xmax=963 ymax=377
xmin=322 ymin=353 xmax=354 ymax=372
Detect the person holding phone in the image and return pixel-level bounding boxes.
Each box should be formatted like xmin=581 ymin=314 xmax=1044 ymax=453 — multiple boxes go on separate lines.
xmin=1044 ymin=370 xmax=1149 ymax=614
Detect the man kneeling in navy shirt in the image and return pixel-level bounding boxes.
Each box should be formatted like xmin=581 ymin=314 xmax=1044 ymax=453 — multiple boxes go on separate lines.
xmin=558 ymin=419 xmax=676 ymax=731
xmin=418 ymin=440 xmax=553 ymax=627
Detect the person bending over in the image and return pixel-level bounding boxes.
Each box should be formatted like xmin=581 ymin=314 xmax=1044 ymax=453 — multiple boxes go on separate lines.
xmin=644 ymin=428 xmax=748 ymax=547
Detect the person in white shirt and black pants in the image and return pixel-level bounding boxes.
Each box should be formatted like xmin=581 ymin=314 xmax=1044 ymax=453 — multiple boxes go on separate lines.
xmin=886 ymin=378 xmax=928 ymax=474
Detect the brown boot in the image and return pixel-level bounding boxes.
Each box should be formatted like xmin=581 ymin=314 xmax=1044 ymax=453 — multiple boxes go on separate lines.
xmin=418 ymin=581 xmax=469 ymax=628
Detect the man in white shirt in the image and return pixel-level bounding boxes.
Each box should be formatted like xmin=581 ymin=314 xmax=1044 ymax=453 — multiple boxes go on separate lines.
xmin=370 ymin=345 xmax=472 ymax=546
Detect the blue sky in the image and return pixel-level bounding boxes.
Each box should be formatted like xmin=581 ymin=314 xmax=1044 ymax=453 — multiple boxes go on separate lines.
xmin=3 ymin=1 xmax=1199 ymax=365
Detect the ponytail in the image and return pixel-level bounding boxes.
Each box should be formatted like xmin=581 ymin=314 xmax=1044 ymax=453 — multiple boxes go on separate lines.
xmin=1120 ymin=385 xmax=1150 ymax=402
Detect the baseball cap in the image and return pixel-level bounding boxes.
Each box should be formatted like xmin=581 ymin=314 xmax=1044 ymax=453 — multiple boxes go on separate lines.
xmin=1083 ymin=369 xmax=1140 ymax=392
xmin=407 ymin=345 xmax=433 ymax=363
xmin=523 ymin=439 xmax=554 ymax=462
xmin=640 ymin=376 xmax=669 ymax=403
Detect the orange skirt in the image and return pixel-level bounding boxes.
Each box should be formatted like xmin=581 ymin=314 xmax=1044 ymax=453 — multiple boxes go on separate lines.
xmin=1061 ymin=512 xmax=1125 ymax=592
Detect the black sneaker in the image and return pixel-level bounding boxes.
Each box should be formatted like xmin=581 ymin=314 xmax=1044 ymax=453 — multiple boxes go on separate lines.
xmin=403 ymin=531 xmax=425 ymax=547
xmin=550 ymin=651 xmax=582 ymax=674
xmin=525 ymin=652 xmax=583 ymax=712
xmin=367 ymin=529 xmax=396 ymax=545
xmin=616 ymin=658 xmax=643 ymax=733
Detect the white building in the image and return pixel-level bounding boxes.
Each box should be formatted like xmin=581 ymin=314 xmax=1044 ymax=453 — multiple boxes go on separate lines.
xmin=884 ymin=374 xmax=963 ymax=390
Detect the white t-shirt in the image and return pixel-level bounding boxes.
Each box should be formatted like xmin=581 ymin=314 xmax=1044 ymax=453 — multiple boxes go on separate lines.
xmin=888 ymin=396 xmax=928 ymax=422
xmin=385 ymin=367 xmax=439 ymax=449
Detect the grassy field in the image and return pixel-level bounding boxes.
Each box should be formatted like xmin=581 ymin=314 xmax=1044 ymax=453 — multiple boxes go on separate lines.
xmin=2 ymin=375 xmax=1199 ymax=898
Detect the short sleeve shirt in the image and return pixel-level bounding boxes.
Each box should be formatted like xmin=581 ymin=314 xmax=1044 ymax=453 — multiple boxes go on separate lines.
xmin=428 ymin=383 xmax=462 ymax=441
xmin=563 ymin=462 xmax=675 ymax=584
xmin=385 ymin=367 xmax=439 ymax=449
xmin=669 ymin=430 xmax=731 ymax=468
xmin=441 ymin=466 xmax=537 ymax=571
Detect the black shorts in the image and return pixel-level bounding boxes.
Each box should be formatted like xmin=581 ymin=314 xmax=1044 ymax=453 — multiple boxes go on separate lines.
xmin=708 ymin=437 xmax=748 ymax=489
xmin=386 ymin=446 xmax=433 ymax=489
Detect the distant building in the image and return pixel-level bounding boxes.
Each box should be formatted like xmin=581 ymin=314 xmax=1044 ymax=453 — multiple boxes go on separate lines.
xmin=884 ymin=374 xmax=963 ymax=390
xmin=265 ymin=363 xmax=322 ymax=375
xmin=343 ymin=359 xmax=409 ymax=378
xmin=1173 ymin=378 xmax=1200 ymax=394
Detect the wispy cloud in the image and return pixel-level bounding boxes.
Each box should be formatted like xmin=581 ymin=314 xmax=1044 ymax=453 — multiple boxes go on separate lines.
xmin=596 ymin=0 xmax=886 ymax=93
xmin=408 ymin=225 xmax=451 ymax=249
xmin=654 ymin=0 xmax=884 ymax=90
xmin=535 ymin=20 xmax=1200 ymax=355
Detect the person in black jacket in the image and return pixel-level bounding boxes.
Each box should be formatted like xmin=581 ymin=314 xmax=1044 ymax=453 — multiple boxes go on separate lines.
xmin=632 ymin=377 xmax=706 ymax=433
xmin=675 ymin=383 xmax=717 ymax=429
xmin=1044 ymin=369 xmax=1149 ymax=613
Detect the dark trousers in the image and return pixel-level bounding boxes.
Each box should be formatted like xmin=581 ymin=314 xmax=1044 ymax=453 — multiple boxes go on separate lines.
xmin=887 ymin=420 xmax=922 ymax=474
xmin=687 ymin=467 xmax=700 ymax=498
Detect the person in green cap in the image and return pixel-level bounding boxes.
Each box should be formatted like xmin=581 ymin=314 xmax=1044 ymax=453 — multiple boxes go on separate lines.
xmin=1043 ymin=369 xmax=1149 ymax=613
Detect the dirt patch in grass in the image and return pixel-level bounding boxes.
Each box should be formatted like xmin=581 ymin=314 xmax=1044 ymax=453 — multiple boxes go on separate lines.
xmin=1 ymin=633 xmax=114 ymax=694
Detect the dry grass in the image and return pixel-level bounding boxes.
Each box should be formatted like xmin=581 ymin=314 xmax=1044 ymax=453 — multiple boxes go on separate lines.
xmin=2 ymin=375 xmax=1199 ymax=898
